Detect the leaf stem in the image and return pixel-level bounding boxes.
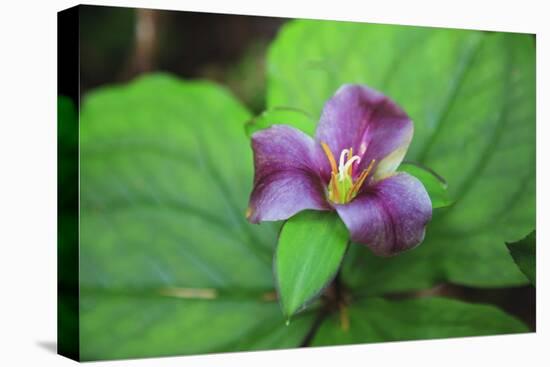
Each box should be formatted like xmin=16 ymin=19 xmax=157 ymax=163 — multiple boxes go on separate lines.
xmin=300 ymin=269 xmax=351 ymax=346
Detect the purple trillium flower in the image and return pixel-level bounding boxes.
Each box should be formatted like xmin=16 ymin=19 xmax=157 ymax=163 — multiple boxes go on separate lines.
xmin=246 ymin=84 xmax=432 ymax=256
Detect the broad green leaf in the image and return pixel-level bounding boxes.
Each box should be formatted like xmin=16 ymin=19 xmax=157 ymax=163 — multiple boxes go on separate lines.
xmin=276 ymin=211 xmax=349 ymax=318
xmin=80 ymin=293 xmax=314 ymax=360
xmin=399 ymin=162 xmax=452 ymax=209
xmin=79 ymin=74 xmax=314 ymax=360
xmin=245 ymin=106 xmax=316 ymax=138
xmin=312 ymin=297 xmax=529 ymax=346
xmin=507 ymin=230 xmax=536 ymax=285
xmin=268 ymin=20 xmax=535 ymax=290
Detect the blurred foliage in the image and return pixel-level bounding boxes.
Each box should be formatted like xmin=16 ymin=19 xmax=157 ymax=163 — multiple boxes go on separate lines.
xmin=79 ymin=6 xmax=284 ymax=113
xmin=78 ymin=75 xmax=313 ymax=360
xmin=66 ymin=14 xmax=536 ymax=361
xmin=200 ymin=41 xmax=271 ymax=113
xmin=245 ymin=106 xmax=316 ymax=137
xmin=79 ymin=6 xmax=135 ymax=92
xmin=312 ymin=297 xmax=528 ymax=346
xmin=507 ymin=231 xmax=536 ymax=285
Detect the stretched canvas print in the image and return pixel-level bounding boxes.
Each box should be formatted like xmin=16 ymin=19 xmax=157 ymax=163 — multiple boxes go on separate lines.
xmin=57 ymin=4 xmax=536 ymax=362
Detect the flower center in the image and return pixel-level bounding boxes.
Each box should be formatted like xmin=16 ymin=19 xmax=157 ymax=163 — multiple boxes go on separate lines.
xmin=321 ymin=142 xmax=375 ymax=204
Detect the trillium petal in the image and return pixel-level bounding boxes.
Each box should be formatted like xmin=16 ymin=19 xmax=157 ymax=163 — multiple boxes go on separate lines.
xmin=335 ymin=173 xmax=432 ymax=256
xmin=247 ymin=125 xmax=330 ymax=223
xmin=315 ymin=84 xmax=413 ymax=180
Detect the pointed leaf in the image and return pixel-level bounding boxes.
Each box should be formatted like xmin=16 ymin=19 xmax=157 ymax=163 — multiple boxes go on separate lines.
xmin=507 ymin=230 xmax=536 ymax=285
xmin=276 ymin=211 xmax=349 ymax=318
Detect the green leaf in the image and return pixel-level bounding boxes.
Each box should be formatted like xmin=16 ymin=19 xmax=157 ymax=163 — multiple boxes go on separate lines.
xmin=276 ymin=211 xmax=349 ymax=318
xmin=507 ymin=230 xmax=536 ymax=285
xmin=79 ymin=74 xmax=314 ymax=360
xmin=245 ymin=106 xmax=317 ymax=138
xmin=399 ymin=162 xmax=452 ymax=209
xmin=312 ymin=297 xmax=529 ymax=346
xmin=268 ymin=20 xmax=535 ymax=290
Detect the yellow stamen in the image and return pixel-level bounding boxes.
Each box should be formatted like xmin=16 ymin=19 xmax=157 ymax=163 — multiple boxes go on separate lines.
xmin=347 ymin=159 xmax=376 ymax=201
xmin=363 ymin=158 xmax=376 ymax=178
xmin=347 ymin=147 xmax=353 ymax=176
xmin=330 ymin=171 xmax=340 ymax=202
xmin=321 ymin=142 xmax=338 ymax=174
xmin=346 ymin=170 xmax=367 ymax=202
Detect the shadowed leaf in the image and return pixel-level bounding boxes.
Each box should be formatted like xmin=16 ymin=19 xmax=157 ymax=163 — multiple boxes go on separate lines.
xmin=312 ymin=297 xmax=529 ymax=346
xmin=507 ymin=230 xmax=536 ymax=285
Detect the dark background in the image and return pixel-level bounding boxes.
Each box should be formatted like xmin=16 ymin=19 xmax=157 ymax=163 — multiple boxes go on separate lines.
xmin=80 ymin=5 xmax=285 ymax=113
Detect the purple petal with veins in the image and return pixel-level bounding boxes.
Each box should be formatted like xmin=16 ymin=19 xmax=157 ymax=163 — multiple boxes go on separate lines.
xmin=335 ymin=173 xmax=432 ymax=256
xmin=247 ymin=125 xmax=330 ymax=223
xmin=315 ymin=84 xmax=413 ymax=181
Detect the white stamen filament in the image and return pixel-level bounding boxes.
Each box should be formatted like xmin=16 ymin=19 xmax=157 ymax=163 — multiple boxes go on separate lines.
xmin=338 ymin=149 xmax=349 ymax=172
xmin=344 ymin=156 xmax=360 ymax=171
xmin=338 ymin=154 xmax=360 ymax=181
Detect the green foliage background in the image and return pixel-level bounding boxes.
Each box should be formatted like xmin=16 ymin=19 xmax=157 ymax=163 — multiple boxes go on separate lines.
xmin=62 ymin=17 xmax=535 ymax=361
